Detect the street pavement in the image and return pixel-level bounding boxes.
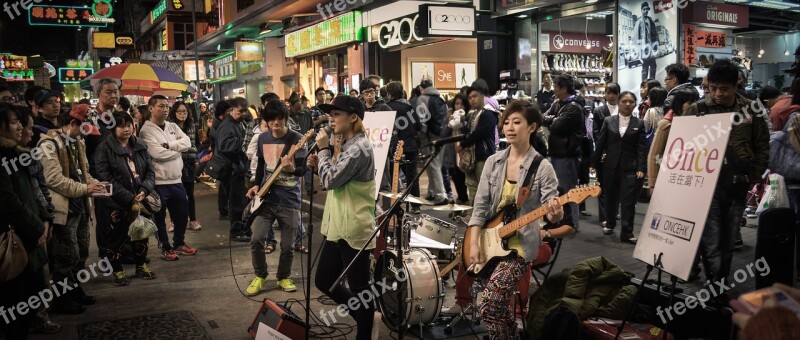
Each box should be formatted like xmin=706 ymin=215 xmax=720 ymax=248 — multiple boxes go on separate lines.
xmin=30 ymin=177 xmax=760 ymax=340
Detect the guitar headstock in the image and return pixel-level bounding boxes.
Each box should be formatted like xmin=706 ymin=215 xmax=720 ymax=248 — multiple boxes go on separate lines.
xmin=565 ymin=185 xmax=601 ymax=204
xmin=394 ymin=140 xmax=405 ymax=162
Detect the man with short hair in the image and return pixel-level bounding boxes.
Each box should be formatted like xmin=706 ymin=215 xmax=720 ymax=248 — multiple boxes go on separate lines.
xmin=383 ymin=81 xmax=420 ymax=208
xmin=24 ymin=85 xmax=45 ymax=114
xmin=0 ymin=85 xmax=15 ymax=104
xmin=216 ymin=97 xmax=252 ymax=242
xmin=633 ymin=1 xmax=659 ymax=81
xmin=663 ymin=63 xmax=699 ymax=114
xmin=31 ymin=90 xmax=61 ymax=147
xmin=590 ymin=83 xmax=621 ymax=225
xmin=416 ymin=79 xmax=449 ymax=204
xmin=683 ymin=59 xmax=770 ymax=286
xmin=311 ymin=87 xmax=329 ymax=130
xmin=360 ymin=79 xmax=390 ymax=112
xmin=543 ymin=74 xmax=585 ymax=231
xmin=140 ymin=95 xmax=198 ymax=260
xmin=457 ymin=79 xmax=498 ymax=206
xmin=288 ymin=98 xmax=312 ymax=135
xmin=84 ymin=78 xmax=120 ymax=176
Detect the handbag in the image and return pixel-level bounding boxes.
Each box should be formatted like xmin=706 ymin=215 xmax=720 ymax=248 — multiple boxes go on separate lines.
xmin=0 ymin=227 xmax=28 ymax=283
xmin=458 ymin=110 xmax=483 ymax=173
xmin=205 ymin=152 xmax=231 ymax=181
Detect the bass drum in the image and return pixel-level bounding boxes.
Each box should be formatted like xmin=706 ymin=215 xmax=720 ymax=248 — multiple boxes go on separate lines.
xmin=374 ymin=248 xmax=444 ymax=330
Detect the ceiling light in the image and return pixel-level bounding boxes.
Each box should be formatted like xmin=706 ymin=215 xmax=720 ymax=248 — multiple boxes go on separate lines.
xmin=586 ymin=0 xmax=599 ymax=3
xmin=786 ymin=50 xmax=791 ymax=56
xmin=516 ymin=14 xmax=529 ymax=18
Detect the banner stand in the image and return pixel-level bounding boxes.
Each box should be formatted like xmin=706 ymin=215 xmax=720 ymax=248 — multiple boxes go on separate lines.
xmin=614 ymin=252 xmax=677 ymax=340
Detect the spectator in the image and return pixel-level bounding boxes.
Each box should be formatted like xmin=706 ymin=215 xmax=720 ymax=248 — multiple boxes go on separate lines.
xmin=637 ymin=79 xmax=661 ymax=119
xmin=444 ymin=94 xmax=471 ymax=204
xmin=215 ymin=97 xmax=251 ymax=242
xmin=39 ymin=104 xmax=103 ymax=313
xmin=643 ymin=87 xmax=667 ymax=140
xmin=587 ymin=82 xmax=620 ymax=223
xmin=135 ymin=105 xmax=149 ymax=135
xmin=648 ymin=88 xmax=700 ymax=194
xmin=117 ymin=96 xmax=131 ymax=114
xmin=591 ymin=91 xmax=647 ymax=244
xmin=140 ymin=95 xmax=198 ymax=260
xmin=350 ymin=89 xmax=359 ymax=97
xmin=768 ymin=78 xmax=800 ymax=131
xmin=536 ymin=73 xmax=555 ymax=114
xmin=311 ymin=87 xmax=329 ymax=131
xmin=209 ymin=100 xmax=231 ymax=220
xmin=683 ymin=59 xmax=770 ymax=286
xmin=543 ymin=74 xmax=585 ymax=231
xmin=168 ymin=102 xmax=202 ymax=231
xmin=325 ymin=90 xmax=334 ymax=103
xmin=701 ymin=76 xmax=710 ymax=98
xmin=360 ymin=79 xmax=390 ymax=112
xmin=31 ymin=89 xmax=61 ymax=147
xmin=24 ymin=85 xmax=45 ymax=116
xmin=457 ymin=79 xmax=499 ymax=206
xmin=0 ymin=85 xmax=16 ymax=104
xmin=383 ymin=81 xmax=420 ymax=208
xmin=663 ymin=63 xmax=699 ymax=114
xmin=84 ymin=78 xmax=120 ymax=176
xmin=288 ymin=98 xmax=312 ymax=135
xmin=94 ymin=111 xmax=157 ymax=285
xmin=416 ymin=79 xmax=449 ymax=205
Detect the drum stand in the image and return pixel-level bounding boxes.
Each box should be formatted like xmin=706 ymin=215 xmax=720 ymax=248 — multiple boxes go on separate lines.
xmin=445 ymin=279 xmax=483 ymax=334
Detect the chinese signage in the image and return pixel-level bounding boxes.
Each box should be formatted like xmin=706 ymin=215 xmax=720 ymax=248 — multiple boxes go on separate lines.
xmin=58 ymin=68 xmax=94 ymax=84
xmin=285 ymin=12 xmax=363 ymax=58
xmin=208 ymin=51 xmax=236 ymax=83
xmin=682 ymin=2 xmax=748 ymax=29
xmin=93 ymin=32 xmax=116 ymax=49
xmin=151 ymin=0 xmax=168 ymax=23
xmin=115 ymin=33 xmax=135 ymax=47
xmin=418 ymin=5 xmax=475 ymax=37
xmin=183 ymin=60 xmax=207 ymax=81
xmin=235 ymin=42 xmax=264 ymax=61
xmin=633 ymin=113 xmax=733 ymax=280
xmin=0 ymin=54 xmax=33 ymax=82
xmin=695 ymin=30 xmax=727 ymax=48
xmin=541 ymin=32 xmax=612 ymax=54
xmin=684 ymin=25 xmax=696 ymax=65
xmin=28 ymin=3 xmax=110 ymax=27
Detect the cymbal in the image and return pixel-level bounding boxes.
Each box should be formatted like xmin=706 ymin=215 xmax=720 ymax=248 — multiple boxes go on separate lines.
xmin=431 ymin=203 xmax=473 ymax=212
xmin=378 ymin=192 xmax=433 ymax=205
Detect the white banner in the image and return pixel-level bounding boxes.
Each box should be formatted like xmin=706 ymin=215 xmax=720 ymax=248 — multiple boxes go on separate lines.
xmin=633 ymin=113 xmax=734 ymax=280
xmin=362 ymin=111 xmax=397 ymax=199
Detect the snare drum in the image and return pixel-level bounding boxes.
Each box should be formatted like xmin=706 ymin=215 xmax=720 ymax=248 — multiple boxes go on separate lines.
xmin=374 ymin=248 xmax=444 ymax=329
xmin=416 ymin=215 xmax=457 ymax=245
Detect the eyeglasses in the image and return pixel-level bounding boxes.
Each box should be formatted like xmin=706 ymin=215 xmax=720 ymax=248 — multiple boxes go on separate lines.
xmin=362 ymin=89 xmax=375 ymax=95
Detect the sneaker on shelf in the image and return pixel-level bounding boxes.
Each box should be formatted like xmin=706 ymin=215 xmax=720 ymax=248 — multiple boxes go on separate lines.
xmin=188 ymin=220 xmax=203 ymax=230
xmin=135 ymin=264 xmax=157 ymax=279
xmin=162 ymin=249 xmax=179 ymax=261
xmin=246 ymin=277 xmax=267 ymax=296
xmin=278 ymin=278 xmax=297 ymax=292
xmin=175 ymin=244 xmax=198 ymax=256
xmin=113 ymin=271 xmax=129 ymax=286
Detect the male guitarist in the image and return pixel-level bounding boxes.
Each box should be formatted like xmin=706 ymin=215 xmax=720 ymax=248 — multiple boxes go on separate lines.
xmin=245 ymin=99 xmax=308 ymax=294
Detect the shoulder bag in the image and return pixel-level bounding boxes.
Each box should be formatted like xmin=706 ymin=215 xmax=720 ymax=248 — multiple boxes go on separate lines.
xmin=0 ymin=226 xmax=28 ymax=283
xmin=458 ymin=110 xmax=483 ymax=173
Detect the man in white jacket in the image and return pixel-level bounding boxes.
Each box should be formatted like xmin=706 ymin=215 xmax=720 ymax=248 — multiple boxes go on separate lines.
xmin=140 ymin=95 xmax=198 ymax=261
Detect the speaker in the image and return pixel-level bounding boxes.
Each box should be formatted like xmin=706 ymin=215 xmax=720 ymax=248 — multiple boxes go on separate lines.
xmin=248 ymin=298 xmax=306 ymax=339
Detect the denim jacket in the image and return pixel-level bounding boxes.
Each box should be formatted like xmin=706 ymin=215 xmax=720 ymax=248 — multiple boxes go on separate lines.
xmin=467 ymin=146 xmax=559 ymax=261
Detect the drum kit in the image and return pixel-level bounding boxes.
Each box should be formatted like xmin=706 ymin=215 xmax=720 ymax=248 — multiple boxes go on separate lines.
xmin=373 ymin=191 xmax=473 ymax=332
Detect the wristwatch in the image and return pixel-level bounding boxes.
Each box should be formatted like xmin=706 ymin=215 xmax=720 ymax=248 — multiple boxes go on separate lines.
xmin=545 ymin=230 xmax=552 ymax=238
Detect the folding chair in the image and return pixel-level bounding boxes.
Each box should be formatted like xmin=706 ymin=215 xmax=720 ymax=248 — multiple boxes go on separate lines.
xmin=530 ymin=238 xmax=564 ymax=286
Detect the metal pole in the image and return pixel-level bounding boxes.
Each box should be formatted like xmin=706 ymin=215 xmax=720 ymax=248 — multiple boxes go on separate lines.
xmin=192 ymin=0 xmax=201 ymax=119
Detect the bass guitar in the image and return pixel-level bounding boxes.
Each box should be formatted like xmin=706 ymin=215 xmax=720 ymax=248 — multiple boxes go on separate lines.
xmin=461 ymin=185 xmax=601 ymax=278
xmin=244 ymin=130 xmax=314 ymax=227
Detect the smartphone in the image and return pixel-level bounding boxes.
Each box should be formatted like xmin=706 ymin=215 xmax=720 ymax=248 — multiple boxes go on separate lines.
xmin=732 ymin=287 xmax=800 ymax=317
xmin=91 ymin=182 xmax=113 ymax=197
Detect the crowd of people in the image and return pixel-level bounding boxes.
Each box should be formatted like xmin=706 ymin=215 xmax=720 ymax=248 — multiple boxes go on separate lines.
xmin=1 ymin=49 xmax=799 ymax=340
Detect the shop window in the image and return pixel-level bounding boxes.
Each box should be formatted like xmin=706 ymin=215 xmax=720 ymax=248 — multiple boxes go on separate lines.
xmin=172 ymin=23 xmax=195 ymax=50
xmin=237 ymin=0 xmax=254 ymax=12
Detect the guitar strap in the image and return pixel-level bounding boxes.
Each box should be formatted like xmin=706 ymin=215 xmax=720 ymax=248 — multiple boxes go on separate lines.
xmin=279 ymin=131 xmax=301 ymax=158
xmin=516 ymin=153 xmax=544 ymax=207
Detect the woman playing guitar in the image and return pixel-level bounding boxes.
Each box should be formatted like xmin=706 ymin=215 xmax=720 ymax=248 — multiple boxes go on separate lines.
xmin=467 ymin=100 xmax=564 ymax=339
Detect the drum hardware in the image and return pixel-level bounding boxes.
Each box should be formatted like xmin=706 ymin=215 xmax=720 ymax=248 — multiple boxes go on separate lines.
xmin=444 ymin=278 xmax=484 ymax=334
xmin=375 ymin=248 xmax=444 ymax=331
xmin=431 ymin=203 xmax=473 ymax=212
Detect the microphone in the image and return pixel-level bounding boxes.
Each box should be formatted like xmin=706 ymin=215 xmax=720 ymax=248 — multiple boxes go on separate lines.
xmin=424 ymin=135 xmax=466 ymax=147
xmin=309 ymin=125 xmax=334 ymax=153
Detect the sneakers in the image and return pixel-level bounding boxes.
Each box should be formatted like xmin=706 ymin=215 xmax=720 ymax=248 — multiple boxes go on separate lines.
xmin=278 ymin=278 xmax=297 ymax=292
xmin=734 ymin=239 xmax=744 ymax=250
xmin=603 ymin=227 xmax=613 ymax=235
xmin=622 ymin=237 xmax=638 ymax=244
xmin=29 ymin=320 xmax=62 ymax=334
xmin=188 ymin=220 xmax=203 ymax=230
xmin=162 ymin=249 xmax=179 ymax=261
xmin=175 ymin=244 xmax=198 ymax=256
xmin=246 ymin=277 xmax=267 ymax=296
xmin=114 ymin=271 xmax=129 ymax=286
xmin=135 ymin=264 xmax=157 ymax=279
xmin=231 ymin=235 xmax=251 ymax=242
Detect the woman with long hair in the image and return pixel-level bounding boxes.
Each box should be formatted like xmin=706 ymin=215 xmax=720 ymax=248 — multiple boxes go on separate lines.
xmin=168 ymin=102 xmax=202 ymax=231
xmin=307 ymin=97 xmax=375 ymax=340
xmin=467 ymin=100 xmax=563 ymax=339
xmin=637 ymin=79 xmax=662 ymax=119
xmin=643 ymin=87 xmax=667 ymax=143
xmin=445 ymin=93 xmax=471 ymax=204
xmin=94 ymin=112 xmax=157 ymax=285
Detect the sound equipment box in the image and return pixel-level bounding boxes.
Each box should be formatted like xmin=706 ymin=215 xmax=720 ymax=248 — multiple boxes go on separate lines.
xmin=248 ymin=298 xmax=306 ymax=339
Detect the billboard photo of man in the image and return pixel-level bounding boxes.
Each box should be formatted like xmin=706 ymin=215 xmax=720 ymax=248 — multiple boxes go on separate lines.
xmin=633 ymin=1 xmax=659 ymax=80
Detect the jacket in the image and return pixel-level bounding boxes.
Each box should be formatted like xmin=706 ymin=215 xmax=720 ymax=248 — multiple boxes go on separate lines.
xmin=684 ymin=95 xmax=770 ymax=185
xmin=768 ymin=95 xmax=798 ymax=131
xmin=544 ymin=96 xmax=586 ymax=158
xmin=215 ymin=115 xmax=249 ymax=176
xmin=664 ymin=82 xmax=700 ymax=113
xmin=416 ymin=86 xmax=447 ymax=137
xmin=175 ymin=121 xmax=198 ymax=183
xmin=38 ymin=130 xmax=99 ymax=225
xmin=93 ymin=136 xmax=156 ymax=211
xmin=527 ymin=256 xmax=638 ymax=340
xmin=460 ymin=108 xmax=499 ymax=162
xmin=387 ymin=98 xmax=419 ymax=154
xmin=140 ymin=120 xmax=191 ymax=185
xmin=246 ymin=126 xmax=263 ymax=182
xmin=364 ymin=98 xmax=391 ymax=112
xmin=647 ymin=117 xmax=673 ymax=188
xmin=0 ymin=136 xmax=48 ymax=271
xmin=468 ymin=146 xmax=559 ymax=261
xmin=592 ymin=104 xmax=611 ymax=141
xmin=592 ymin=115 xmax=648 ymax=172
xmin=633 ymin=16 xmax=658 ymax=50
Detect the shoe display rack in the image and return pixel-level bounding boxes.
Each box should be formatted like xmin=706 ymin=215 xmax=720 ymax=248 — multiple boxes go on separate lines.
xmin=542 ymin=53 xmax=610 ymax=100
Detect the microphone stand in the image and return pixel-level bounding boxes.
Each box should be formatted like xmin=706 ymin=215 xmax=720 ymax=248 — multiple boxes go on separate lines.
xmin=328 ymin=143 xmax=446 ymax=339
xmin=304 ymin=165 xmax=314 ymax=340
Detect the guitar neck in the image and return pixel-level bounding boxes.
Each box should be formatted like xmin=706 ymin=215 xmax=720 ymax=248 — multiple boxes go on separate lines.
xmin=257 ymin=149 xmax=300 ymax=198
xmin=391 ymin=162 xmax=399 ymax=205
xmin=496 ymin=195 xmax=570 ymax=238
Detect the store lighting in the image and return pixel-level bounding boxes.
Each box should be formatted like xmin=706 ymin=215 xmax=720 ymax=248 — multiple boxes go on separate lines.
xmin=517 ymin=14 xmax=529 ymax=18
xmin=784 ymin=35 xmax=790 ymax=56
xmin=585 ymin=0 xmax=599 ymax=3
xmin=259 ymin=23 xmax=272 ymax=35
xmin=759 ymin=38 xmax=765 ymax=55
xmin=786 ymin=50 xmax=791 ymax=56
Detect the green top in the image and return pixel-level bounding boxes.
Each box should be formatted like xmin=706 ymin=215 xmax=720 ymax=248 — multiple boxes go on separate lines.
xmin=321 ymin=179 xmax=376 ymax=248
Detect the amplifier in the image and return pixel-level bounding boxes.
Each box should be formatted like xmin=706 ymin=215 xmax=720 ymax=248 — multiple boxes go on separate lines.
xmin=248 ymin=298 xmax=306 ymax=339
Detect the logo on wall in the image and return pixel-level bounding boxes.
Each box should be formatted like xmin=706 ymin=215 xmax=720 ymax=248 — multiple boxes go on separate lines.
xmin=377 ymin=14 xmax=422 ymax=49
xmin=553 ymin=35 xmax=565 ymax=50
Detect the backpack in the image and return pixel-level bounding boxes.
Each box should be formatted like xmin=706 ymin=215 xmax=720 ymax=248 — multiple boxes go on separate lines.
xmin=769 ymin=112 xmax=800 ymax=181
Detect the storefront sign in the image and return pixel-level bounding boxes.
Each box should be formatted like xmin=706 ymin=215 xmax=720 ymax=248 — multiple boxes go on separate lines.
xmin=92 ymin=32 xmax=116 ymax=49
xmin=183 ymin=60 xmax=206 ymax=81
xmin=695 ymin=30 xmax=726 ymax=48
xmin=285 ymin=12 xmax=362 ymax=58
xmin=208 ymin=51 xmax=236 ymax=83
xmin=0 ymin=54 xmax=35 ymax=82
xmin=375 ymin=14 xmax=422 ymax=49
xmin=541 ymin=32 xmax=611 ymax=54
xmin=434 ymin=63 xmax=456 ymax=89
xmin=115 ymin=33 xmax=135 ymax=47
xmin=151 ymin=0 xmax=168 ymax=23
xmin=682 ymin=2 xmax=748 ymax=29
xmin=411 ymin=62 xmax=475 ymax=89
xmin=28 ymin=4 xmax=109 ymax=27
xmin=418 ymin=5 xmax=475 ymax=37
xmin=234 ymin=42 xmax=264 ymax=61
xmin=58 ymin=68 xmax=94 ymax=84
xmin=683 ymin=25 xmax=696 ymax=65
xmin=634 ymin=113 xmax=733 ymax=280
xmin=161 ymin=28 xmax=169 ymax=50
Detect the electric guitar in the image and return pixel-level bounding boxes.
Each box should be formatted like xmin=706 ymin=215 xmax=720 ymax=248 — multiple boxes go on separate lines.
xmin=374 ymin=141 xmax=404 ymax=258
xmin=245 ymin=130 xmax=314 ymax=226
xmin=461 ymin=185 xmax=601 ymax=278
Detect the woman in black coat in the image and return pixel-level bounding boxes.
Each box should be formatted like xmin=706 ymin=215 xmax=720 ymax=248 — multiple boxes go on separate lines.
xmin=94 ymin=112 xmax=157 ymax=285
xmin=591 ymin=91 xmax=648 ymax=244
xmin=0 ymin=104 xmax=49 ymax=339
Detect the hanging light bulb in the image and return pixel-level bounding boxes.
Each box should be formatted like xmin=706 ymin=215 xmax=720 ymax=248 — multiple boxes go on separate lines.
xmin=759 ymin=37 xmax=764 ymax=55
xmin=785 ymin=50 xmax=791 ymax=56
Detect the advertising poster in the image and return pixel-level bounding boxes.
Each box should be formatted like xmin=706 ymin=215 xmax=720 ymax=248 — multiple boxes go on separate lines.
xmin=633 ymin=113 xmax=734 ymax=280
xmin=617 ymin=0 xmax=678 ymax=98
xmin=411 ymin=62 xmax=435 ymax=87
xmin=362 ymin=111 xmax=397 ymax=199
